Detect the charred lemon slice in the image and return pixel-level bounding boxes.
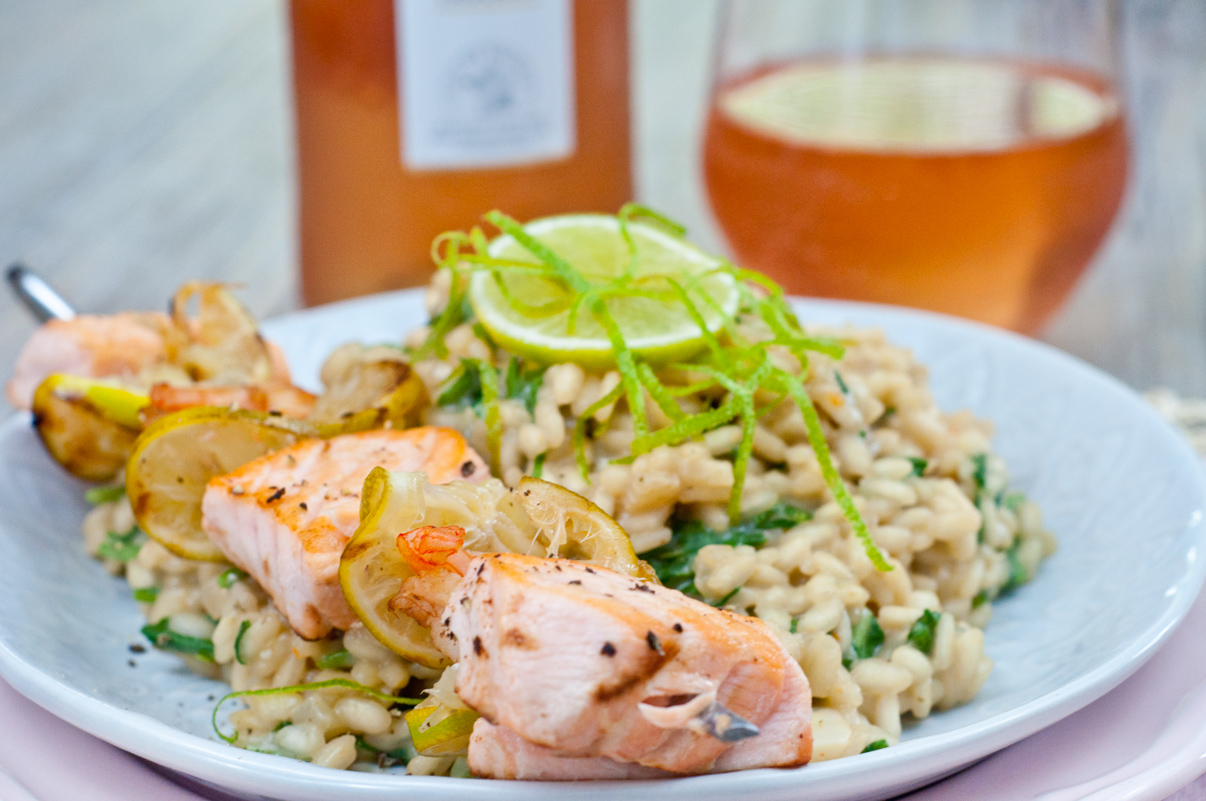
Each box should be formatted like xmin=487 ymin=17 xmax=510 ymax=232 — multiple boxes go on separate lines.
xmin=515 ymin=477 xmax=658 ymax=582
xmin=338 ymin=468 xmax=455 ymax=669
xmin=126 ymin=407 xmax=310 ymax=561
xmin=308 ymin=346 xmax=428 ymax=437
xmin=340 ymin=471 xmax=657 ymax=666
xmin=32 ymin=374 xmax=149 ymax=482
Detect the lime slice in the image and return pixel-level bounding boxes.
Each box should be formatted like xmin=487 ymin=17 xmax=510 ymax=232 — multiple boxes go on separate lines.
xmin=470 ymin=214 xmax=739 ymax=369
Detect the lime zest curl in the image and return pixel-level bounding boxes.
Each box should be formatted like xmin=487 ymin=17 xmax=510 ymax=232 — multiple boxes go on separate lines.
xmin=416 ymin=207 xmax=889 ymax=571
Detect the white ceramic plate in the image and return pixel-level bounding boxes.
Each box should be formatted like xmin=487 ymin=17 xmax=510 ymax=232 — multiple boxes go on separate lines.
xmin=0 ymin=291 xmax=1202 ymax=801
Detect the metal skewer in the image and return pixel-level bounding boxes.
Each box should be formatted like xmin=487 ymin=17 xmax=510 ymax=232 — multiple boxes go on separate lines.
xmin=6 ymin=263 xmax=76 ymax=322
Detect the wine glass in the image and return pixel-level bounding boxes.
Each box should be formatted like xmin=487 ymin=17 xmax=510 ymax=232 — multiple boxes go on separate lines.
xmin=702 ymin=0 xmax=1129 ymax=334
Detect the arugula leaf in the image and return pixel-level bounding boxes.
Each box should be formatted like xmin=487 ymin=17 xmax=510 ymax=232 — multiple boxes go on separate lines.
xmin=504 ymin=358 xmax=544 ymax=416
xmin=436 ymin=359 xmax=484 ymax=410
xmin=862 ymin=739 xmax=889 ymax=753
xmin=218 ymin=567 xmax=248 ymax=589
xmin=85 ymin=485 xmax=126 ymax=505
xmin=98 ymin=526 xmax=144 ymax=563
xmin=315 ymin=648 xmax=355 ymax=670
xmin=711 ymin=587 xmax=740 ymax=608
xmin=907 ymin=457 xmax=928 ymax=478
xmin=644 ymin=502 xmax=812 ymax=596
xmin=132 ymin=586 xmax=160 ymax=604
xmin=354 ymin=735 xmax=412 ymax=766
xmin=850 ymin=613 xmax=884 ymax=660
xmin=142 ymin=618 xmax=215 ymax=663
xmin=906 ymin=609 xmax=941 ymax=654
xmin=971 ymin=453 xmax=989 ymax=491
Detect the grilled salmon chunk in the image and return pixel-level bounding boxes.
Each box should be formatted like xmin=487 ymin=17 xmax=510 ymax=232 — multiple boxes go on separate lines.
xmin=396 ymin=551 xmax=813 ymax=776
xmin=201 ymin=427 xmax=487 ymax=639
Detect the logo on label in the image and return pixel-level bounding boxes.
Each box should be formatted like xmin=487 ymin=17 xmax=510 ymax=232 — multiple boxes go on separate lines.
xmin=397 ymin=0 xmax=576 ymax=170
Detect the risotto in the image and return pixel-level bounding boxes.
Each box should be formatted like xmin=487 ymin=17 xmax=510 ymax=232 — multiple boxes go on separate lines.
xmin=58 ymin=210 xmax=1055 ymax=776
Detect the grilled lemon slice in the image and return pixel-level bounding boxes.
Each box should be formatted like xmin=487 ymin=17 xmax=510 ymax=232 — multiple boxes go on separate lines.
xmin=515 ymin=476 xmax=658 ymax=582
xmin=340 ymin=470 xmax=656 ymax=666
xmin=126 ymin=407 xmax=311 ymax=561
xmin=32 ymin=374 xmax=149 ymax=482
xmin=338 ymin=468 xmax=460 ymax=668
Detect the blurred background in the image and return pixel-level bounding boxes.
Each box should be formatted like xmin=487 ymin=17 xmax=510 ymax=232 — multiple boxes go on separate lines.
xmin=1 ymin=0 xmax=1204 ymax=399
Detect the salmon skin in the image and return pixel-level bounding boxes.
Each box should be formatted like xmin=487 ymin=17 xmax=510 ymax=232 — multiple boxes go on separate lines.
xmin=395 ymin=552 xmax=813 ymax=777
xmin=201 ymin=427 xmax=487 ymax=639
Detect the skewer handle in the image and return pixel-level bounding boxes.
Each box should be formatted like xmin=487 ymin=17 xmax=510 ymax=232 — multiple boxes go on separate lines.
xmin=6 ymin=264 xmax=76 ymax=322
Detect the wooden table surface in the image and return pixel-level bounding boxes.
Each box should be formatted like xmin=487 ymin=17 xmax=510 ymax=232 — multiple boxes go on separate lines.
xmin=3 ymin=0 xmax=1205 ymax=396
xmin=1 ymin=1 xmax=1205 ymax=796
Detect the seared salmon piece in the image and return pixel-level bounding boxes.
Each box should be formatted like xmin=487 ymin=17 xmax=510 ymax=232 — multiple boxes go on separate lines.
xmin=7 ymin=312 xmax=169 ymax=408
xmin=469 ymin=719 xmax=673 ymax=780
xmin=394 ymin=542 xmax=812 ymax=777
xmin=201 ymin=427 xmax=487 ymax=639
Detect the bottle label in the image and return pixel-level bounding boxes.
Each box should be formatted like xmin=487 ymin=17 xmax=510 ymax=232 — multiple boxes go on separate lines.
xmin=396 ymin=0 xmax=577 ymax=171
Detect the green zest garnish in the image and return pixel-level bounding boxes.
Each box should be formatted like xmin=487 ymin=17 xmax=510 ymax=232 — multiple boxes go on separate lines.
xmin=85 ymin=484 xmax=126 ymax=505
xmin=1001 ymin=539 xmax=1030 ymax=594
xmin=907 ymin=457 xmax=928 ymax=478
xmin=850 ymin=613 xmax=884 ymax=661
xmin=213 ymin=679 xmax=423 ymax=744
xmin=645 ymin=502 xmax=811 ymax=597
xmin=132 ymin=586 xmax=160 ymax=604
xmin=414 ymin=206 xmax=889 ymax=570
xmin=218 ymin=567 xmax=248 ymax=589
xmin=862 ymin=739 xmax=889 ymax=753
xmin=315 ymin=648 xmax=355 ymax=670
xmin=234 ymin=620 xmax=252 ymax=665
xmin=906 ymin=609 xmax=941 ymax=655
xmin=531 ymin=452 xmax=547 ymax=479
xmin=789 ymin=617 xmax=799 ymax=634
xmin=142 ymin=618 xmax=214 ymax=663
xmin=972 ymin=589 xmax=990 ymax=609
xmin=98 ymin=526 xmax=144 ymax=563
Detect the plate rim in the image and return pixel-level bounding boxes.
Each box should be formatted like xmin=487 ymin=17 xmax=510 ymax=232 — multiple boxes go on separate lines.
xmin=0 ymin=289 xmax=1203 ymax=801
